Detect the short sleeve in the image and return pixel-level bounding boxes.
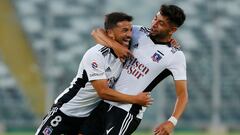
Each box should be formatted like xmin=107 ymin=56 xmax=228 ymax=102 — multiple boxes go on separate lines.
xmin=131 ymin=25 xmax=144 ymax=49
xmin=168 ymin=52 xmax=187 ymax=80
xmin=82 ymin=50 xmax=107 ymax=81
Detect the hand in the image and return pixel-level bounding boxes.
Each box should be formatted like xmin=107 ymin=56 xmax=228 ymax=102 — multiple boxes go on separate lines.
xmin=170 ymin=38 xmax=180 ymax=49
xmin=154 ymin=121 xmax=175 ymax=135
xmin=112 ymin=44 xmax=133 ymax=63
xmin=91 ymin=28 xmax=133 ymax=62
xmin=135 ymin=92 xmax=153 ymax=107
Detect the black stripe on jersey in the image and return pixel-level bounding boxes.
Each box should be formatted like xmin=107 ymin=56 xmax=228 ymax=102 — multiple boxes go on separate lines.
xmin=110 ymin=48 xmax=118 ymax=58
xmin=55 ymin=70 xmax=89 ymax=107
xmin=102 ymin=50 xmax=109 ymax=57
xmin=99 ymin=46 xmax=118 ymax=58
xmin=139 ymin=27 xmax=150 ymax=34
xmin=99 ymin=47 xmax=109 ymax=57
xmin=100 ymin=46 xmax=108 ymax=52
xmin=129 ymin=69 xmax=172 ymax=116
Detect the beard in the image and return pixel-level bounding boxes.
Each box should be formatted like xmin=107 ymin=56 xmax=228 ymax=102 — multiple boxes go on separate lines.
xmin=149 ymin=31 xmax=168 ymax=40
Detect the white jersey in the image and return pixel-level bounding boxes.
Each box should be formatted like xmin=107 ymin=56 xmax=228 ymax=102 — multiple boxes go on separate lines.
xmin=105 ymin=25 xmax=187 ymax=119
xmin=54 ymin=44 xmax=122 ymax=117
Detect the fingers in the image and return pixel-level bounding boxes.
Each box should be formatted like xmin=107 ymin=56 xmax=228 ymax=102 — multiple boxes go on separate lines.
xmin=147 ymin=94 xmax=154 ymax=106
xmin=170 ymin=38 xmax=180 ymax=49
xmin=127 ymin=51 xmax=133 ymax=58
xmin=120 ymin=58 xmax=126 ymax=63
xmin=119 ymin=50 xmax=133 ymax=63
xmin=154 ymin=128 xmax=168 ymax=135
xmin=144 ymin=92 xmax=154 ymax=107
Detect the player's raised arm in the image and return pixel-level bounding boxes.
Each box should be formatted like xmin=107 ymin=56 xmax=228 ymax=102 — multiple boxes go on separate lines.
xmin=91 ymin=79 xmax=153 ymax=106
xmin=91 ymin=28 xmax=133 ymax=62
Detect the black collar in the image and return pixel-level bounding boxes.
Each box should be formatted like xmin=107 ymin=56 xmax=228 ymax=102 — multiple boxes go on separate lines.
xmin=149 ymin=35 xmax=171 ymax=47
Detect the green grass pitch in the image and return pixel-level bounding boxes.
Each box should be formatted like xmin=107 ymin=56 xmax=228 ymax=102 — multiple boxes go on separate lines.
xmin=2 ymin=131 xmax=240 ymax=135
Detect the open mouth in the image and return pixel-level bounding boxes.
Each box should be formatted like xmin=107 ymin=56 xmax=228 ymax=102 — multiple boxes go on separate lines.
xmin=122 ymin=38 xmax=131 ymax=45
xmin=150 ymin=28 xmax=156 ymax=33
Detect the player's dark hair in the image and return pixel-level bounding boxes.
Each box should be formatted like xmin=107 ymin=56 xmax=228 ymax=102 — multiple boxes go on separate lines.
xmin=160 ymin=4 xmax=186 ymax=27
xmin=104 ymin=12 xmax=133 ymax=30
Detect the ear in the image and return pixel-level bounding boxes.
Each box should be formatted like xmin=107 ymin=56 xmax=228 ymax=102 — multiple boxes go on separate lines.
xmin=169 ymin=27 xmax=177 ymax=35
xmin=106 ymin=29 xmax=115 ymax=39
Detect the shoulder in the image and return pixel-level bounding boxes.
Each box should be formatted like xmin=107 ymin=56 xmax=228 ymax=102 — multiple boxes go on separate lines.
xmin=175 ymin=50 xmax=185 ymax=59
xmin=171 ymin=50 xmax=186 ymax=64
xmin=132 ymin=25 xmax=150 ymax=35
xmin=131 ymin=25 xmax=150 ymax=45
xmin=85 ymin=44 xmax=110 ymax=57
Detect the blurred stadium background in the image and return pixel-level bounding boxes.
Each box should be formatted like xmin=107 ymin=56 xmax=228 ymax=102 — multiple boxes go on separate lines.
xmin=0 ymin=0 xmax=239 ymax=134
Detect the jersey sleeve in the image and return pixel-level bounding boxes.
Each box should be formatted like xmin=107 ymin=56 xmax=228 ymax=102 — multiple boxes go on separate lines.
xmin=81 ymin=49 xmax=107 ymax=81
xmin=131 ymin=25 xmax=143 ymax=49
xmin=168 ymin=52 xmax=187 ymax=80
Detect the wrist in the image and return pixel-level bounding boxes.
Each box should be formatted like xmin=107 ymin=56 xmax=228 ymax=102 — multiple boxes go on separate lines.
xmin=168 ymin=116 xmax=178 ymax=126
xmin=132 ymin=96 xmax=138 ymax=104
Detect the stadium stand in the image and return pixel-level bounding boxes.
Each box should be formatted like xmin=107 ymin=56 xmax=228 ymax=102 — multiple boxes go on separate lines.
xmin=0 ymin=0 xmax=239 ymax=131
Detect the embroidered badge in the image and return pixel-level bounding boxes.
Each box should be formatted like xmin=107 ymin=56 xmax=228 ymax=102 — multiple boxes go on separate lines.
xmin=91 ymin=61 xmax=98 ymax=69
xmin=151 ymin=52 xmax=162 ymax=63
xmin=42 ymin=126 xmax=53 ymax=135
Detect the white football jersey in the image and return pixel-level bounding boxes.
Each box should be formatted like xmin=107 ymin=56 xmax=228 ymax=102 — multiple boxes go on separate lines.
xmin=105 ymin=25 xmax=187 ymax=119
xmin=54 ymin=44 xmax=122 ymax=117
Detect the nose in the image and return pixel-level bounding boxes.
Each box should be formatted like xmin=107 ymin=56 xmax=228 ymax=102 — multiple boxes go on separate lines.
xmin=152 ymin=18 xmax=160 ymax=27
xmin=126 ymin=30 xmax=132 ymax=38
xmin=152 ymin=20 xmax=158 ymax=28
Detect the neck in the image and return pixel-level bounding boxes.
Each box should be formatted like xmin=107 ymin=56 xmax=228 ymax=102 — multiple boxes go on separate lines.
xmin=149 ymin=34 xmax=172 ymax=44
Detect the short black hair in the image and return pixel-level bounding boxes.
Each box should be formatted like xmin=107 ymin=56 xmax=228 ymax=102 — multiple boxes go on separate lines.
xmin=160 ymin=4 xmax=186 ymax=27
xmin=104 ymin=12 xmax=133 ymax=30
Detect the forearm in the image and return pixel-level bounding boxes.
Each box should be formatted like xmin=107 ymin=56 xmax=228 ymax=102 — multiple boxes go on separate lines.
xmin=91 ymin=28 xmax=131 ymax=61
xmin=171 ymin=92 xmax=188 ymax=119
xmin=98 ymin=87 xmax=137 ymax=104
xmin=92 ymin=29 xmax=115 ymax=48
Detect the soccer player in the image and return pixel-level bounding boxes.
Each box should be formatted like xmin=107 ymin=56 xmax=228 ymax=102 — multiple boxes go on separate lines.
xmin=82 ymin=4 xmax=188 ymax=135
xmin=35 ymin=12 xmax=152 ymax=135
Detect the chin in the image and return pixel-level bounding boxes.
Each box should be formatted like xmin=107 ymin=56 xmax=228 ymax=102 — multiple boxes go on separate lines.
xmin=149 ymin=33 xmax=156 ymax=36
xmin=123 ymin=43 xmax=129 ymax=47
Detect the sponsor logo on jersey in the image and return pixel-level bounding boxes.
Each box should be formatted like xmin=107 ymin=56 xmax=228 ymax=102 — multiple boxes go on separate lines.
xmin=91 ymin=61 xmax=98 ymax=69
xmin=42 ymin=126 xmax=53 ymax=135
xmin=123 ymin=58 xmax=149 ymax=79
xmin=106 ymin=126 xmax=114 ymax=134
xmin=89 ymin=73 xmax=104 ymax=77
xmin=105 ymin=67 xmax=111 ymax=72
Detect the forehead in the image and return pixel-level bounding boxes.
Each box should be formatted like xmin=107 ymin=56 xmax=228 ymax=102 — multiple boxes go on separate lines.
xmin=155 ymin=11 xmax=168 ymax=22
xmin=116 ymin=21 xmax=132 ymax=28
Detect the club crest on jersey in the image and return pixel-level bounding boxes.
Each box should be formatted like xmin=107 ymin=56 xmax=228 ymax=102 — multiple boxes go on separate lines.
xmin=91 ymin=61 xmax=98 ymax=69
xmin=151 ymin=52 xmax=162 ymax=63
xmin=42 ymin=126 xmax=53 ymax=135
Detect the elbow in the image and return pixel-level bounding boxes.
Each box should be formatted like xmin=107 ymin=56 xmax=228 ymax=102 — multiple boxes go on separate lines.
xmin=91 ymin=29 xmax=97 ymax=37
xmin=97 ymin=90 xmax=108 ymax=100
xmin=185 ymin=96 xmax=189 ymax=105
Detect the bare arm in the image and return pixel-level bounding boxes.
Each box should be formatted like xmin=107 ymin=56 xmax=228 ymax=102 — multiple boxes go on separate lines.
xmin=154 ymin=80 xmax=188 ymax=135
xmin=91 ymin=28 xmax=133 ymax=62
xmin=171 ymin=80 xmax=188 ymax=119
xmin=91 ymin=79 xmax=153 ymax=106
